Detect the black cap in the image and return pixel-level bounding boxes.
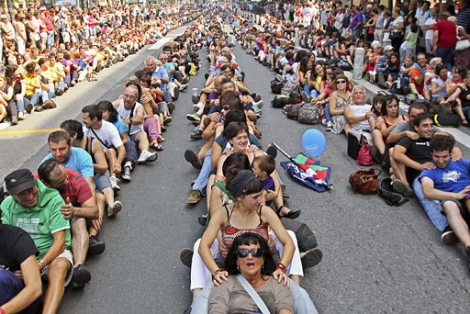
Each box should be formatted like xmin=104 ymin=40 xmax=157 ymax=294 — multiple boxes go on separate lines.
xmin=4 ymin=169 xmax=35 ymax=195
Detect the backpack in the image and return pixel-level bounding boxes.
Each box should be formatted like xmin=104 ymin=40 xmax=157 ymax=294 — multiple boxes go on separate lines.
xmin=433 ymin=113 xmax=461 ymax=127
xmin=298 ymin=103 xmax=322 ymax=124
xmin=281 ymin=217 xmax=319 ymax=252
xmin=283 ymin=102 xmax=305 ymax=120
xmin=281 ymin=77 xmax=300 ymax=96
xmin=188 ymin=62 xmax=197 ymax=76
xmin=377 ymin=178 xmax=410 ymax=206
xmin=271 ymin=79 xmax=285 ymax=94
xmin=272 ymin=94 xmax=294 ymax=108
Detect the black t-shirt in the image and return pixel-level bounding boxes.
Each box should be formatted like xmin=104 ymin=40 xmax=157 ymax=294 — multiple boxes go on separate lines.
xmin=396 ymin=136 xmax=431 ymax=184
xmin=459 ymin=87 xmax=470 ymax=108
xmin=0 ymin=225 xmax=38 ymax=272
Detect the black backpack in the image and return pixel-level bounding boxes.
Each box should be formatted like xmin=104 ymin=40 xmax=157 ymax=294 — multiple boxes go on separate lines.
xmin=272 ymin=95 xmax=294 ymax=108
xmin=271 ymin=79 xmax=285 ymax=94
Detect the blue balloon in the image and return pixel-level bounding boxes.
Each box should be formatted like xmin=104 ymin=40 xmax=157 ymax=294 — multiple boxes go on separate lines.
xmin=302 ymin=129 xmax=326 ymax=157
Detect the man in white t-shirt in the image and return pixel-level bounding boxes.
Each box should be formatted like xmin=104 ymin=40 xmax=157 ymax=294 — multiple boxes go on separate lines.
xmin=82 ymin=104 xmax=126 ymax=191
xmin=421 ymin=7 xmax=437 ymax=54
xmin=115 ymin=85 xmax=157 ymax=164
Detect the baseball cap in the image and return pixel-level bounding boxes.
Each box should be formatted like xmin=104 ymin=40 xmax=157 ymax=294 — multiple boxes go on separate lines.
xmin=4 ymin=169 xmax=35 ymax=195
xmin=384 ymin=45 xmax=394 ymax=52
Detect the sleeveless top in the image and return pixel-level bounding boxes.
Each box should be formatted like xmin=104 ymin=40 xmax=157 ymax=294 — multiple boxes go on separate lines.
xmin=84 ymin=136 xmax=97 ymax=164
xmin=221 ymin=205 xmax=269 ymax=250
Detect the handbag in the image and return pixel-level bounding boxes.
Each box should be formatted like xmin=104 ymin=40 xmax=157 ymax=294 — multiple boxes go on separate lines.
xmin=456 ymin=26 xmax=470 ymax=51
xmin=349 ymin=168 xmax=381 ymax=194
xmin=390 ymin=31 xmax=403 ymax=40
xmin=237 ymin=275 xmax=270 ymax=314
xmin=357 ymin=143 xmax=374 ymax=166
xmin=368 ymin=27 xmax=375 ymax=35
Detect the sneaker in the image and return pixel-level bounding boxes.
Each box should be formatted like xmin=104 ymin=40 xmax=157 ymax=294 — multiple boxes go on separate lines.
xmin=184 ymin=149 xmax=203 ymax=169
xmin=179 ymin=83 xmax=189 ymax=91
xmin=164 ymin=115 xmax=173 ymax=125
xmin=301 ymin=91 xmax=309 ymax=103
xmin=167 ymin=102 xmax=175 ymax=113
xmin=88 ymin=235 xmax=106 ymax=255
xmin=186 ymin=189 xmax=202 ymax=204
xmin=26 ymin=104 xmax=34 ymax=114
xmin=138 ymin=150 xmax=158 ymax=163
xmin=172 ymin=85 xmax=180 ymax=100
xmin=441 ymin=226 xmax=459 ymax=245
xmin=325 ymin=121 xmax=332 ymax=131
xmin=377 ymin=82 xmax=389 ymax=89
xmin=190 ymin=129 xmax=203 ymax=140
xmin=34 ymin=105 xmax=44 ymax=112
xmin=72 ymin=264 xmax=92 ymax=286
xmin=122 ymin=166 xmax=132 ymax=182
xmin=110 ymin=176 xmax=121 ymax=192
xmin=179 ymin=248 xmax=194 ymax=268
xmin=198 ymin=215 xmax=207 ymax=226
xmin=275 ymin=74 xmax=284 ymax=82
xmin=186 ymin=113 xmax=201 ymax=122
xmin=369 ymin=146 xmax=382 ymax=164
xmin=193 ymin=102 xmax=203 ymax=112
xmin=253 ymin=100 xmax=264 ymax=109
xmin=192 ymin=95 xmax=199 ymax=105
xmin=301 ymin=248 xmax=323 ymax=269
xmin=392 ymin=179 xmax=414 ymax=197
xmin=108 ymin=200 xmax=122 ymax=218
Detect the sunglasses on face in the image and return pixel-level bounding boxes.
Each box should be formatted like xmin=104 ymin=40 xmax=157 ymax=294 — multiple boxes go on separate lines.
xmin=237 ymin=248 xmax=263 ymax=258
xmin=336 ymin=80 xmax=346 ymax=84
xmin=222 ymin=105 xmax=230 ymax=111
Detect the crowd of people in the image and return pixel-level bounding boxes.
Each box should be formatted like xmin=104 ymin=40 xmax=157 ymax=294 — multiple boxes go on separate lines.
xmin=237 ymin=0 xmax=470 ymax=277
xmin=0 ymin=2 xmax=195 ymax=125
xmin=2 ymin=1 xmax=470 ymax=313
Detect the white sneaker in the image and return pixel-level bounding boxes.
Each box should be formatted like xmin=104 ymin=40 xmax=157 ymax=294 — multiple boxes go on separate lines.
xmin=107 ymin=200 xmax=123 ymax=218
xmin=179 ymin=84 xmax=188 ymax=91
xmin=122 ymin=166 xmax=132 ymax=182
xmin=110 ymin=176 xmax=121 ymax=192
xmin=138 ymin=150 xmax=158 ymax=164
xmin=192 ymin=102 xmax=203 ymax=112
xmin=253 ymin=100 xmax=264 ymax=109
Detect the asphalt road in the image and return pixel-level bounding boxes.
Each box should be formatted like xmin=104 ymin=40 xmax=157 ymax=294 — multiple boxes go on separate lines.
xmin=2 ymin=25 xmax=470 ymax=314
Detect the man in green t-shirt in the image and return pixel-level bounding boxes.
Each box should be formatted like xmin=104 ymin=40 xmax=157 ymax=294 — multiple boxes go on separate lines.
xmin=1 ymin=169 xmax=72 ymax=314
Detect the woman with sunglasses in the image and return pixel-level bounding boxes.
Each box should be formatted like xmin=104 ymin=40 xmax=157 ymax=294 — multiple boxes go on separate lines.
xmin=186 ymin=170 xmax=307 ymax=312
xmin=209 ymin=232 xmax=295 ymax=314
xmin=327 ymin=74 xmax=351 ymax=134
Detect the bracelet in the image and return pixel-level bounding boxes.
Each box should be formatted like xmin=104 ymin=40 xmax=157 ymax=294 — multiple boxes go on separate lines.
xmin=276 ymin=263 xmax=287 ymax=273
xmin=0 ymin=307 xmax=5 ymax=314
xmin=213 ymin=268 xmax=224 ymax=276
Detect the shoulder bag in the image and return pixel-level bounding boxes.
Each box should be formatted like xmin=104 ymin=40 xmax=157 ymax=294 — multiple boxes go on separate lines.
xmin=349 ymin=168 xmax=381 ymax=194
xmin=456 ymin=26 xmax=470 ymax=51
xmin=237 ymin=275 xmax=270 ymax=314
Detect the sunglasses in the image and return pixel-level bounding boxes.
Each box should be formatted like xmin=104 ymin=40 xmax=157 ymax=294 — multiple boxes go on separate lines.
xmin=222 ymin=105 xmax=230 ymax=111
xmin=336 ymin=80 xmax=346 ymax=84
xmin=237 ymin=248 xmax=263 ymax=258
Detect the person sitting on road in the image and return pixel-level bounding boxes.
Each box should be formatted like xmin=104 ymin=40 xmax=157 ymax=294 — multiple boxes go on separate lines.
xmin=408 ymin=52 xmax=431 ymax=99
xmin=0 ymin=223 xmax=42 ymax=314
xmin=343 ymin=85 xmax=373 ymax=142
xmin=418 ymin=135 xmax=470 ymax=262
xmin=370 ymin=95 xmax=408 ymax=165
xmin=1 ymin=169 xmax=72 ymax=314
xmin=81 ymin=104 xmax=127 ymax=192
xmin=22 ymin=61 xmax=54 ymax=113
xmin=328 ymin=74 xmax=352 ymax=134
xmin=37 ymin=159 xmax=100 ymax=290
xmin=60 ymin=118 xmax=123 ymax=229
xmin=113 ymin=84 xmax=158 ymax=164
xmin=446 ymin=72 xmax=470 ymax=123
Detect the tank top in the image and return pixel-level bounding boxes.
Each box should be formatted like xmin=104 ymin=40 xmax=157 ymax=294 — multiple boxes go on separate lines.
xmin=221 ymin=205 xmax=269 ymax=251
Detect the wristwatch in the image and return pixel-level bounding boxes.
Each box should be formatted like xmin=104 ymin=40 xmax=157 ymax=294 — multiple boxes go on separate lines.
xmin=39 ymin=259 xmax=45 ymax=269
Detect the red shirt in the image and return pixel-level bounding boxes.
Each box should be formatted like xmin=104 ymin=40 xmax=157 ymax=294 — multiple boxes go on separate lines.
xmin=34 ymin=168 xmax=93 ymax=207
xmin=433 ymin=19 xmax=457 ymax=48
xmin=43 ymin=16 xmax=54 ymax=31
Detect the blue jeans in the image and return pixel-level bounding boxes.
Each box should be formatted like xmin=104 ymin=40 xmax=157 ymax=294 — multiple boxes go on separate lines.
xmin=413 ymin=178 xmax=448 ymax=232
xmin=463 ymin=107 xmax=470 ymax=121
xmin=352 ymin=28 xmax=361 ymax=39
xmin=0 ymin=270 xmax=41 ymax=314
xmin=436 ymin=47 xmax=455 ymax=71
xmin=325 ymin=103 xmax=332 ymax=122
xmin=24 ymin=94 xmax=39 ymax=107
xmin=191 ymin=279 xmax=319 ymax=314
xmin=193 ymin=149 xmax=212 ymax=196
xmin=309 ymin=89 xmax=319 ymax=99
xmin=303 ymin=83 xmax=310 ymax=94
xmin=47 ymin=31 xmax=54 ymax=49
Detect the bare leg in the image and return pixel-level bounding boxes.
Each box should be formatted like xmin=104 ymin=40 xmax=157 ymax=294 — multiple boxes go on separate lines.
xmin=443 ymin=201 xmax=470 ymax=247
xmin=70 ymin=217 xmax=89 ymax=266
xmin=43 ymin=258 xmax=70 ymax=314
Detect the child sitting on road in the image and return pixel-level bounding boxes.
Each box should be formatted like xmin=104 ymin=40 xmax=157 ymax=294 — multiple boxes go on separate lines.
xmin=252 ymin=155 xmax=277 ymax=206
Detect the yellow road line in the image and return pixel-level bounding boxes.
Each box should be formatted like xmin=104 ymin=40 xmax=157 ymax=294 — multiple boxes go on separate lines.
xmin=0 ymin=128 xmax=60 ymax=135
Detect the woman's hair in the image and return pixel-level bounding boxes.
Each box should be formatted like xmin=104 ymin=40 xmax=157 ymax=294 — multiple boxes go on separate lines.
xmin=97 ymin=100 xmax=119 ymax=123
xmin=372 ymin=94 xmax=386 ymax=115
xmin=4 ymin=64 xmax=17 ymax=85
xmin=452 ymin=66 xmax=467 ymax=79
xmin=334 ymin=74 xmax=349 ymax=88
xmin=227 ymin=169 xmax=263 ymax=198
xmin=60 ymin=119 xmax=84 ymax=140
xmin=25 ymin=61 xmax=36 ymax=74
xmin=436 ymin=64 xmax=448 ymax=76
xmin=223 ymin=152 xmax=251 ymax=180
xmin=381 ymin=94 xmax=399 ymax=116
xmin=224 ymin=121 xmax=249 ymax=140
xmin=389 ymin=52 xmax=400 ymax=67
xmin=224 ymin=233 xmax=276 ymax=276
xmin=299 ymin=56 xmax=310 ymax=73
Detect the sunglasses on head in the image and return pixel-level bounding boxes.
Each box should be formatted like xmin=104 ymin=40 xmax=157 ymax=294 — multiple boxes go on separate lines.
xmin=237 ymin=248 xmax=263 ymax=258
xmin=336 ymin=80 xmax=346 ymax=84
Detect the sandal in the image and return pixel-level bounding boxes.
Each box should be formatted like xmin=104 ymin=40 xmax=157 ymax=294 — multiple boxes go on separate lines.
xmin=462 ymin=118 xmax=469 ymax=126
xmin=278 ymin=205 xmax=301 ymax=219
xmin=151 ymin=141 xmax=164 ymax=151
xmin=158 ymin=136 xmax=166 ymax=143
